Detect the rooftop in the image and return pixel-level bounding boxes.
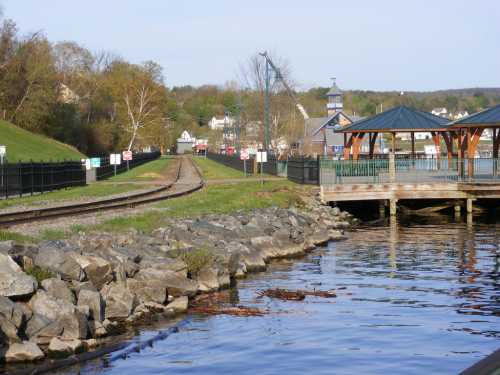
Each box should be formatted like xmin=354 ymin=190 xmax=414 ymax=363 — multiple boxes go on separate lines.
xmin=336 ymin=106 xmax=449 ymax=133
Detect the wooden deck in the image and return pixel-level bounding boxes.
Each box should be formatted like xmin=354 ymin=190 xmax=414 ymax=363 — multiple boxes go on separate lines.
xmin=320 ymin=181 xmax=500 ymax=202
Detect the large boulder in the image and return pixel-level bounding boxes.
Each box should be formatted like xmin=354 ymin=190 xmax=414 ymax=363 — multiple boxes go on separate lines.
xmin=0 ymin=254 xmax=37 ymax=298
xmin=135 ymin=268 xmax=198 ymax=297
xmin=77 ymin=290 xmax=104 ymax=322
xmin=5 ymin=341 xmax=44 ymax=362
xmin=29 ymin=290 xmax=75 ymax=321
xmin=71 ymin=254 xmax=113 ymax=290
xmin=34 ymin=246 xmax=84 ymax=282
xmin=41 ymin=278 xmax=76 ymax=304
xmin=101 ymin=283 xmax=136 ymax=321
xmin=48 ymin=337 xmax=83 ymax=358
xmin=126 ymin=279 xmax=168 ymax=305
xmin=25 ymin=313 xmax=53 ymax=339
xmin=60 ymin=311 xmax=88 ymax=340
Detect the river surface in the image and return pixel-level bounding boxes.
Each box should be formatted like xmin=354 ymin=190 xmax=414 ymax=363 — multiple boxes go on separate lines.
xmin=58 ymin=218 xmax=500 ymax=375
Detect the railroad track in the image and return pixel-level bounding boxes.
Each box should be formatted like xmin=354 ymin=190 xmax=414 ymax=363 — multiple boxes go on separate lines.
xmin=0 ymin=156 xmax=204 ymax=228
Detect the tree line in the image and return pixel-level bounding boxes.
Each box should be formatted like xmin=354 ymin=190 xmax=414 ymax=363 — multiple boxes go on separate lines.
xmin=0 ymin=16 xmax=499 ymax=156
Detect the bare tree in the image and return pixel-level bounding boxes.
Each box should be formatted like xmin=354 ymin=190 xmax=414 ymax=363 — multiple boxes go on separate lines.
xmin=123 ymin=84 xmax=159 ymax=151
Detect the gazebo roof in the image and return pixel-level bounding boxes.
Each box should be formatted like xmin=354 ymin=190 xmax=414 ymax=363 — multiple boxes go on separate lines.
xmin=336 ymin=106 xmax=449 ymax=133
xmin=448 ymin=104 xmax=500 ymax=128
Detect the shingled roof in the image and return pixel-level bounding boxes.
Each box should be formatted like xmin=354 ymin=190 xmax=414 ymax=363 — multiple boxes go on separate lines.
xmin=448 ymin=104 xmax=500 ymax=127
xmin=336 ymin=106 xmax=449 ymax=133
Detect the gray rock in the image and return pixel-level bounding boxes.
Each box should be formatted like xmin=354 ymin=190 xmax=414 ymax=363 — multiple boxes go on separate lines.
xmin=0 ymin=254 xmax=37 ymax=298
xmin=60 ymin=311 xmax=88 ymax=339
xmin=126 ymin=279 xmax=168 ymax=305
xmin=166 ymin=296 xmax=188 ymax=314
xmin=29 ymin=290 xmax=75 ymax=321
xmin=71 ymin=254 xmax=113 ymax=290
xmin=101 ymin=283 xmax=136 ymax=320
xmin=77 ymin=289 xmax=104 ymax=322
xmin=41 ymin=278 xmax=76 ymax=304
xmin=0 ymin=314 xmax=20 ymax=343
xmin=5 ymin=341 xmax=44 ymax=362
xmin=28 ymin=320 xmax=63 ymax=346
xmin=135 ymin=268 xmax=198 ymax=297
xmin=196 ymin=266 xmax=220 ymax=292
xmin=34 ymin=248 xmax=84 ymax=282
xmin=48 ymin=337 xmax=83 ymax=358
xmin=25 ymin=313 xmax=53 ymax=339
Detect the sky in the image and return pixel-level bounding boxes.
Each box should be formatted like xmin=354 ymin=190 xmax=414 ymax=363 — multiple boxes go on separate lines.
xmin=3 ymin=0 xmax=500 ymax=91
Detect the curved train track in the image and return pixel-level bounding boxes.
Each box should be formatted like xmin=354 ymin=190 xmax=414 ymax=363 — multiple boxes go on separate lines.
xmin=0 ymin=156 xmax=204 ymax=228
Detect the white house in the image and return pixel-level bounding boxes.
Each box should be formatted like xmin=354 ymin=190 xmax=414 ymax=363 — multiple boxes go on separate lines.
xmin=431 ymin=107 xmax=449 ymax=118
xmin=208 ymin=115 xmax=234 ymax=130
xmin=453 ymin=110 xmax=469 ymax=120
xmin=397 ymin=132 xmax=432 ymax=141
xmin=176 ymin=130 xmax=196 ymax=154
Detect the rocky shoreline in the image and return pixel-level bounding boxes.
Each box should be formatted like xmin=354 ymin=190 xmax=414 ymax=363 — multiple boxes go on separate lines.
xmin=0 ymin=198 xmax=356 ymax=368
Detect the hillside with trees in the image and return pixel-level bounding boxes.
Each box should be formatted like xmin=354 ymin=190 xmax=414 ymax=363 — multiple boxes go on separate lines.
xmin=0 ymin=13 xmax=499 ymax=155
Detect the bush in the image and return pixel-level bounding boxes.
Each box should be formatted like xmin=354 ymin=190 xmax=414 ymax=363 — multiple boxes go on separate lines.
xmin=25 ymin=265 xmax=55 ymax=283
xmin=180 ymin=247 xmax=214 ymax=277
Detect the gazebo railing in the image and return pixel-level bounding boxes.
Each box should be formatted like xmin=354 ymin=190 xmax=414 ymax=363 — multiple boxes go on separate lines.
xmin=320 ymin=157 xmax=500 ymax=186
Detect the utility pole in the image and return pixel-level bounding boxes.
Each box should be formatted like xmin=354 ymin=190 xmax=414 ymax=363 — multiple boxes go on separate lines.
xmin=264 ymin=57 xmax=271 ymax=152
xmin=236 ymin=100 xmax=242 ymax=154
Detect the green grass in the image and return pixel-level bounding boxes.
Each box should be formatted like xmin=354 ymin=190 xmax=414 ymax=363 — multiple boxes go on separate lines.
xmin=25 ymin=265 xmax=55 ymax=283
xmin=193 ymin=157 xmax=273 ymax=180
xmin=109 ymin=157 xmax=172 ymax=182
xmin=0 ymin=183 xmax=142 ymax=210
xmin=89 ymin=180 xmax=306 ymax=234
xmin=0 ymin=120 xmax=85 ymax=162
xmin=0 ymin=230 xmax=34 ymax=243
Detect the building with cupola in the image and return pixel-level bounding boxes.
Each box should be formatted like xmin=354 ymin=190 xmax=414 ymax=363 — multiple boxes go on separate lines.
xmin=302 ymin=79 xmax=365 ymax=156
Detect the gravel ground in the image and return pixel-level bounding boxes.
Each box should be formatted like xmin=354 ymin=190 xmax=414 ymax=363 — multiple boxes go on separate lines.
xmin=6 ymin=157 xmax=202 ymax=237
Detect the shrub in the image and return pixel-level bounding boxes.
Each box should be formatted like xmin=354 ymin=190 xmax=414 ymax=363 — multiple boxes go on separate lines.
xmin=180 ymin=247 xmax=214 ymax=277
xmin=25 ymin=265 xmax=55 ymax=283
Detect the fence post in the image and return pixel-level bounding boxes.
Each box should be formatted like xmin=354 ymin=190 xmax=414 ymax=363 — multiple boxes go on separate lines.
xmin=18 ymin=160 xmax=22 ymax=198
xmin=31 ymin=160 xmax=34 ymax=196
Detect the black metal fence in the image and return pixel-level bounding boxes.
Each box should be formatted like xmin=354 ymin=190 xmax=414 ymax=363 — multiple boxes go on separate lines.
xmin=0 ymin=161 xmax=86 ymax=198
xmin=262 ymin=155 xmax=278 ymax=176
xmin=206 ymin=152 xmax=255 ymax=174
xmin=96 ymin=151 xmax=161 ymax=180
xmin=287 ymin=156 xmax=320 ymax=185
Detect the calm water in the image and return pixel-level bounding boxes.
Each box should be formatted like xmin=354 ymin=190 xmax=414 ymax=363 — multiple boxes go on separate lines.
xmin=60 ymin=219 xmax=500 ymax=375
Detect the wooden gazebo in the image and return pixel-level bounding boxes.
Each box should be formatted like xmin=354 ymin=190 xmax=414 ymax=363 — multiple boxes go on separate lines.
xmin=336 ymin=106 xmax=450 ymax=160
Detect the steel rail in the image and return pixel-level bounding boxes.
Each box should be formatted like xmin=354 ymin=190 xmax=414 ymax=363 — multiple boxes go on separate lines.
xmin=0 ymin=157 xmax=204 ymax=227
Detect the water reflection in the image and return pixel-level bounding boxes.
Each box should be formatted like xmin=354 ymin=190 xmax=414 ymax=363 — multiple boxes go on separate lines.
xmin=57 ymin=218 xmax=500 ymax=375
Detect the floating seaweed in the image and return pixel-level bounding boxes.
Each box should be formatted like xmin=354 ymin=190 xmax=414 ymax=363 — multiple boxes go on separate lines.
xmin=257 ymin=288 xmax=338 ymax=301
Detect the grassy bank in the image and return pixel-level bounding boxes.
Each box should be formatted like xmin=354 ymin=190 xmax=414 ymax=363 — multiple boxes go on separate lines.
xmin=0 ymin=120 xmax=85 ymax=162
xmin=109 ymin=157 xmax=172 ymax=182
xmin=193 ymin=157 xmax=246 ymax=179
xmin=78 ymin=180 xmax=307 ymax=234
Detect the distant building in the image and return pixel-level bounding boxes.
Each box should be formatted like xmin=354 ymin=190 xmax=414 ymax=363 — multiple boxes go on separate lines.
xmin=431 ymin=107 xmax=449 ymax=118
xmin=397 ymin=132 xmax=431 ymax=141
xmin=453 ymin=110 xmax=469 ymax=120
xmin=208 ymin=115 xmax=234 ymax=130
xmin=302 ymin=79 xmax=366 ymax=156
xmin=176 ymin=130 xmax=195 ymax=154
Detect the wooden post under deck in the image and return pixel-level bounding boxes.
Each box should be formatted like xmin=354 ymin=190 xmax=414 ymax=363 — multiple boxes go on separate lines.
xmin=431 ymin=131 xmax=441 ymax=170
xmin=410 ymin=132 xmax=415 ymax=159
xmin=389 ymin=132 xmax=396 ymax=182
xmin=343 ymin=134 xmax=353 ymax=160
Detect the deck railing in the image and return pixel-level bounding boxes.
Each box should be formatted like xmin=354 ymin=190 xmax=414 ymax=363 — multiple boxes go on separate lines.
xmin=320 ymin=157 xmax=500 ymax=186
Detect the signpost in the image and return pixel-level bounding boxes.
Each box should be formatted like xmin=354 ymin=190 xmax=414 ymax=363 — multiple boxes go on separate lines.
xmin=122 ymin=150 xmax=133 ymax=171
xmin=90 ymin=158 xmax=101 ymax=168
xmin=110 ymin=154 xmax=121 ymax=176
xmin=256 ymin=150 xmax=267 ymax=185
xmin=0 ymin=145 xmax=5 ymax=187
xmin=240 ymin=148 xmax=249 ymax=177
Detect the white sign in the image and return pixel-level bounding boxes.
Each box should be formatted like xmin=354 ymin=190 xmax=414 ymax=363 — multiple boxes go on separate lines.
xmin=256 ymin=151 xmax=267 ymax=163
xmin=0 ymin=145 xmax=6 ymax=156
xmin=85 ymin=159 xmax=91 ymax=170
xmin=240 ymin=149 xmax=250 ymax=161
xmin=122 ymin=150 xmax=133 ymax=161
xmin=110 ymin=154 xmax=121 ymax=165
